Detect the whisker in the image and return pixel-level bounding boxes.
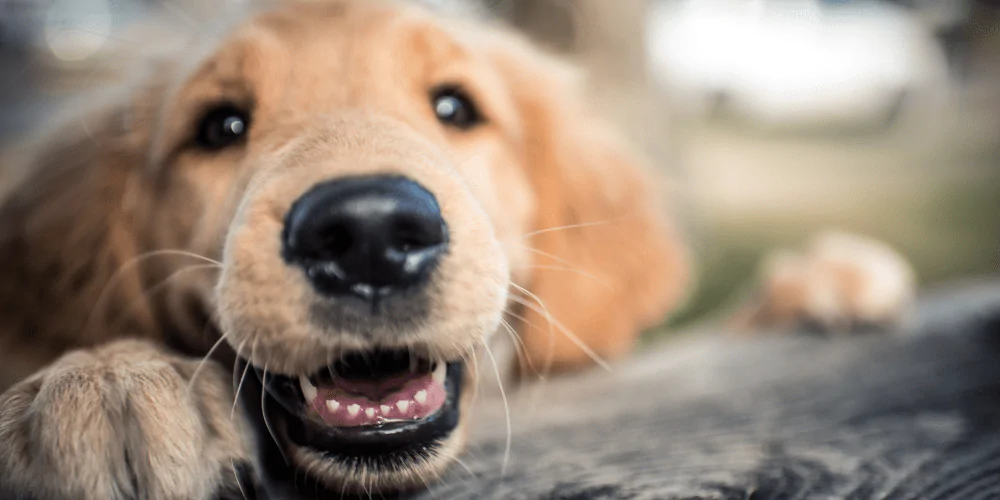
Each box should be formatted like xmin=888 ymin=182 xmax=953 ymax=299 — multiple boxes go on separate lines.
xmin=439 ymin=460 xmax=470 ymax=489
xmin=518 ymin=246 xmax=586 ymax=272
xmin=186 ymin=330 xmax=231 ymax=395
xmin=513 ymin=265 xmax=614 ymax=290
xmin=499 ymin=317 xmax=529 ymax=362
xmin=339 ymin=470 xmax=351 ymax=500
xmin=292 ymin=458 xmax=303 ymax=491
xmin=501 ymin=308 xmax=556 ymax=410
xmin=412 ymin=467 xmax=438 ymax=500
xmin=482 ymin=339 xmax=512 ymax=477
xmin=453 ymin=456 xmax=479 ymax=481
xmin=230 ymin=339 xmax=246 ymax=414
xmin=499 ymin=317 xmax=538 ymax=379
xmin=361 ymin=475 xmax=373 ymax=500
xmin=508 ymin=284 xmax=613 ymax=372
xmin=82 ymin=249 xmax=222 ymax=336
xmin=506 ymin=285 xmax=558 ymax=377
xmin=106 ymin=263 xmax=221 ymax=334
xmin=232 ymin=337 xmax=255 ymax=420
xmin=231 ymin=459 xmax=250 ymax=500
xmin=230 ymin=339 xmax=244 ymax=378
xmin=502 ymin=308 xmax=545 ymax=335
xmin=509 ymin=293 xmax=611 ymax=372
xmin=260 ymin=365 xmax=291 ymax=465
xmin=521 ymin=220 xmax=611 ymax=239
xmin=469 ymin=347 xmax=482 ymax=410
xmin=127 ymin=249 xmax=223 ymax=267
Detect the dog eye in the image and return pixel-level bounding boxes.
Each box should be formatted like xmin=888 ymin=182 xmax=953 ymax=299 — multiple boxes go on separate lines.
xmin=195 ymin=105 xmax=251 ymax=150
xmin=431 ymin=87 xmax=483 ymax=130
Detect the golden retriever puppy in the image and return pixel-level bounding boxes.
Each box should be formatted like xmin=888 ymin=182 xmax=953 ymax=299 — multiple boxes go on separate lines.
xmin=0 ymin=1 xmax=688 ymax=497
xmin=0 ymin=1 xmax=913 ymax=498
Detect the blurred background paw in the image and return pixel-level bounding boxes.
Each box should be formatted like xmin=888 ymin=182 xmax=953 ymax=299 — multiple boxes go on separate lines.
xmin=733 ymin=231 xmax=917 ymax=334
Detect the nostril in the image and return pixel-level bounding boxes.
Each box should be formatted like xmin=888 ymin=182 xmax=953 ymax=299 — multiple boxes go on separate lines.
xmin=316 ymin=221 xmax=354 ymax=259
xmin=390 ymin=217 xmax=445 ymax=254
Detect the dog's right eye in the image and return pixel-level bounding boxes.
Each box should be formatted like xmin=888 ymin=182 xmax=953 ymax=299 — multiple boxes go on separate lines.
xmin=195 ymin=105 xmax=251 ymax=150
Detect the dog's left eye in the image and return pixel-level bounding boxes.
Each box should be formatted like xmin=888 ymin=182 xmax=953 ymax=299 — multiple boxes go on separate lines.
xmin=195 ymin=105 xmax=251 ymax=150
xmin=431 ymin=87 xmax=483 ymax=130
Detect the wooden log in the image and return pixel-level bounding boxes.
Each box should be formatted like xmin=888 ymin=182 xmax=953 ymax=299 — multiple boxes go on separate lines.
xmin=420 ymin=281 xmax=1000 ymax=499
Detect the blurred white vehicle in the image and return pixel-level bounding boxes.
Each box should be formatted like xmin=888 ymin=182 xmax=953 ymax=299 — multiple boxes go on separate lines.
xmin=646 ymin=0 xmax=953 ymax=127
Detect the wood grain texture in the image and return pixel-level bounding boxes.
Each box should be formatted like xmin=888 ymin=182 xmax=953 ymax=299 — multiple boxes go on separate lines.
xmin=414 ymin=281 xmax=1000 ymax=499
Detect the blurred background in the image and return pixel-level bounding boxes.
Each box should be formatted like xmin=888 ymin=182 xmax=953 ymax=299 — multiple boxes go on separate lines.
xmin=1 ymin=0 xmax=998 ymax=329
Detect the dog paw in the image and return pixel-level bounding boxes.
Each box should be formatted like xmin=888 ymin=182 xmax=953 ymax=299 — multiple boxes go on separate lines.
xmin=735 ymin=231 xmax=916 ymax=334
xmin=0 ymin=340 xmax=256 ymax=500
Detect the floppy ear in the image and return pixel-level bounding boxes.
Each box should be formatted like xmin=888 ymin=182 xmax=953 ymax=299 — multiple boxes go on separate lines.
xmin=487 ymin=36 xmax=691 ymax=373
xmin=0 ymin=68 xmax=170 ymax=387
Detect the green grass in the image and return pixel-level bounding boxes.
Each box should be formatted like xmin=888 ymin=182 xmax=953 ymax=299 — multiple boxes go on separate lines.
xmin=645 ymin=171 xmax=1000 ymax=338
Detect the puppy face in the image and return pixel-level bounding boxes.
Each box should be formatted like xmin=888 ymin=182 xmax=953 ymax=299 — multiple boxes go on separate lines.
xmin=144 ymin=3 xmax=524 ymax=491
xmin=6 ymin=0 xmax=688 ymax=494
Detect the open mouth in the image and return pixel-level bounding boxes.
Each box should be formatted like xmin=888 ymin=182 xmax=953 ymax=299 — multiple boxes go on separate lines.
xmin=237 ymin=347 xmax=464 ymax=473
xmin=298 ymin=351 xmax=449 ymax=427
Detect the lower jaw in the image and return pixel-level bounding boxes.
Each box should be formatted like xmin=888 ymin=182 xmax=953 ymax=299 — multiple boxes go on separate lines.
xmin=235 ymin=358 xmax=465 ymax=497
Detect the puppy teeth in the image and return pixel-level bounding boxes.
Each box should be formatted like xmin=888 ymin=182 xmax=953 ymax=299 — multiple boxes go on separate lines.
xmin=380 ymin=405 xmax=392 ymax=415
xmin=347 ymin=404 xmax=361 ymax=417
xmin=326 ymin=399 xmax=340 ymax=412
xmin=365 ymin=408 xmax=375 ymax=418
xmin=300 ymin=376 xmax=318 ymax=403
xmin=414 ymin=390 xmax=427 ymax=404
xmin=396 ymin=400 xmax=410 ymax=413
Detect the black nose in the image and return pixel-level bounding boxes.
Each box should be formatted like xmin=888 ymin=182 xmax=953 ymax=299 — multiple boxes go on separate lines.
xmin=281 ymin=175 xmax=448 ymax=301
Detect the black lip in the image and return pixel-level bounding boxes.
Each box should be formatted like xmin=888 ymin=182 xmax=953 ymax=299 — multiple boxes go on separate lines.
xmin=236 ymin=358 xmax=464 ymax=494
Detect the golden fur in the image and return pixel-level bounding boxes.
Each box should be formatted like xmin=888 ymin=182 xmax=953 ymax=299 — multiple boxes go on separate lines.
xmin=0 ymin=1 xmax=912 ymax=498
xmin=0 ymin=1 xmax=687 ymax=497
xmin=733 ymin=231 xmax=916 ymax=332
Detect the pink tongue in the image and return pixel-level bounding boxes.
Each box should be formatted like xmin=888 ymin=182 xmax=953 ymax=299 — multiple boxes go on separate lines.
xmin=307 ymin=372 xmax=446 ymax=427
